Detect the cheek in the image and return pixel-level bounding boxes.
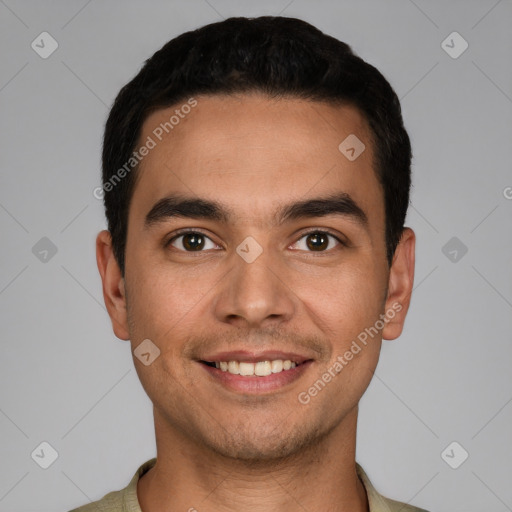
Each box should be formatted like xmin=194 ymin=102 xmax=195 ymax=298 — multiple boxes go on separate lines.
xmin=295 ymin=263 xmax=385 ymax=341
xmin=126 ymin=251 xmax=214 ymax=335
xmin=293 ymin=262 xmax=385 ymax=401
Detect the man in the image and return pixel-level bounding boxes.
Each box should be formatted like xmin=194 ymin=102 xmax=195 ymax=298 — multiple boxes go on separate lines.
xmin=71 ymin=15 xmax=429 ymax=512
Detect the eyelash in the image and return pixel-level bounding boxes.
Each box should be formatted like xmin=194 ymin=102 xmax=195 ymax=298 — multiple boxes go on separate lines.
xmin=165 ymin=228 xmax=346 ymax=253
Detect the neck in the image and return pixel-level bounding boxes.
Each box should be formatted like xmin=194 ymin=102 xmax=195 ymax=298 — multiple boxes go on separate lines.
xmin=138 ymin=405 xmax=368 ymax=512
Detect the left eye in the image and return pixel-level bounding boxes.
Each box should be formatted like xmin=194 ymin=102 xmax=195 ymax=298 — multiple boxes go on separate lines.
xmin=291 ymin=231 xmax=342 ymax=252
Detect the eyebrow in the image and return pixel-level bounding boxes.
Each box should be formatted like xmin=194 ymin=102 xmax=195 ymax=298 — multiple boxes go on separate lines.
xmin=144 ymin=192 xmax=368 ymax=229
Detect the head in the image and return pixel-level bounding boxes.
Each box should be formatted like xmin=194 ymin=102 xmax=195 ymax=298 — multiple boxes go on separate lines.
xmin=97 ymin=16 xmax=415 ymax=462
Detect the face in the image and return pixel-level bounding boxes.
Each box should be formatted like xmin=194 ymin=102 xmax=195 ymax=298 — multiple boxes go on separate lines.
xmin=97 ymin=93 xmax=415 ymax=461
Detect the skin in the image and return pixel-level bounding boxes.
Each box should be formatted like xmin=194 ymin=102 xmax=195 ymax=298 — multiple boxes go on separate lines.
xmin=96 ymin=93 xmax=415 ymax=512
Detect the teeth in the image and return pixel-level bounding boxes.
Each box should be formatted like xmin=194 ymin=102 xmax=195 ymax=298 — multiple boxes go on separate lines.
xmin=228 ymin=361 xmax=239 ymax=374
xmin=239 ymin=362 xmax=254 ymax=376
xmin=215 ymin=359 xmax=299 ymax=376
xmin=255 ymin=361 xmax=272 ymax=376
xmin=271 ymin=360 xmax=283 ymax=373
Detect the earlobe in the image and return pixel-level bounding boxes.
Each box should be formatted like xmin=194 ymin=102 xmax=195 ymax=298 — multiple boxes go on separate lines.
xmin=96 ymin=230 xmax=130 ymax=341
xmin=382 ymin=227 xmax=416 ymax=341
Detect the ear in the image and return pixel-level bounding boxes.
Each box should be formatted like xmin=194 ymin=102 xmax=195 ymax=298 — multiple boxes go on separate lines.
xmin=96 ymin=230 xmax=130 ymax=341
xmin=382 ymin=227 xmax=415 ymax=340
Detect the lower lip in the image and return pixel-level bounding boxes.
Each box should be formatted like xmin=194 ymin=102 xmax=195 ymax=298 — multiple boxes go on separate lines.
xmin=199 ymin=361 xmax=313 ymax=394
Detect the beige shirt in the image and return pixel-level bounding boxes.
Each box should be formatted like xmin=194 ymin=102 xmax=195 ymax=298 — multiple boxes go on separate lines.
xmin=69 ymin=458 xmax=430 ymax=512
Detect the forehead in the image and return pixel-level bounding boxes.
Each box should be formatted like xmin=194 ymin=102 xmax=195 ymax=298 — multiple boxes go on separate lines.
xmin=129 ymin=93 xmax=382 ymax=229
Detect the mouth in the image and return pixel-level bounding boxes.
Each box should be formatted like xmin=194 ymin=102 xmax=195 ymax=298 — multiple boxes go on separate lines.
xmin=200 ymin=359 xmax=306 ymax=376
xmin=197 ymin=351 xmax=315 ymax=394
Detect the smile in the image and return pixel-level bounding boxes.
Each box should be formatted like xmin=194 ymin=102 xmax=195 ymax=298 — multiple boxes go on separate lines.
xmin=202 ymin=359 xmax=299 ymax=376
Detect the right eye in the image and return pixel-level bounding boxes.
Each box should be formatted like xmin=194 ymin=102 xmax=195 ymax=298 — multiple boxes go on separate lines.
xmin=166 ymin=231 xmax=221 ymax=252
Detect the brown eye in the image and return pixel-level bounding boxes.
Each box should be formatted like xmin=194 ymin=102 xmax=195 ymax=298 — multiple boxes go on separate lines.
xmin=168 ymin=231 xmax=218 ymax=252
xmin=305 ymin=232 xmax=329 ymax=251
xmin=182 ymin=233 xmax=205 ymax=251
xmin=291 ymin=231 xmax=342 ymax=252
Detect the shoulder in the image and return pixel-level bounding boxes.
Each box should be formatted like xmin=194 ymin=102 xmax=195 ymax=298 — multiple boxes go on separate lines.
xmin=356 ymin=463 xmax=431 ymax=512
xmin=67 ymin=457 xmax=157 ymax=512
xmin=68 ymin=488 xmax=124 ymax=511
xmin=381 ymin=495 xmax=431 ymax=512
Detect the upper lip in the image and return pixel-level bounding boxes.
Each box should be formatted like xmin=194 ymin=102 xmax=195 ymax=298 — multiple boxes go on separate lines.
xmin=198 ymin=350 xmax=314 ymax=365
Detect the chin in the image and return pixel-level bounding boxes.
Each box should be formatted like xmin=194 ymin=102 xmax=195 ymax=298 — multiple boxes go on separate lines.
xmin=205 ymin=419 xmax=330 ymax=465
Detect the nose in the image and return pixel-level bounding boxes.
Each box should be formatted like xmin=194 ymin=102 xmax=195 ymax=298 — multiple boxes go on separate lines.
xmin=213 ymin=244 xmax=296 ymax=329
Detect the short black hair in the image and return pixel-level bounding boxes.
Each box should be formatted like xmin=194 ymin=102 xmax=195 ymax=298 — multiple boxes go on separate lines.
xmin=101 ymin=16 xmax=411 ymax=276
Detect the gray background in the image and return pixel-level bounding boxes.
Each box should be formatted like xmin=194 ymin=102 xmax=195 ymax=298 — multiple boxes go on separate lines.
xmin=0 ymin=1 xmax=511 ymax=511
